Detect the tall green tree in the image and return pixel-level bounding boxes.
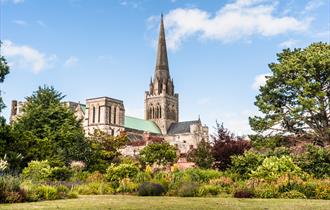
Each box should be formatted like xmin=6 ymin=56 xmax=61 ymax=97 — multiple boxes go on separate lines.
xmin=139 ymin=142 xmax=177 ymax=166
xmin=250 ymin=42 xmax=330 ymax=145
xmin=87 ymin=129 xmax=128 ymax=172
xmin=0 ymin=41 xmax=10 ymax=122
xmin=12 ymin=86 xmax=90 ymax=167
xmin=187 ymin=139 xmax=214 ymax=169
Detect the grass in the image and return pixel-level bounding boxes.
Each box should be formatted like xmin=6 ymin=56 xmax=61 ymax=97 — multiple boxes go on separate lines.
xmin=1 ymin=195 xmax=330 ymax=210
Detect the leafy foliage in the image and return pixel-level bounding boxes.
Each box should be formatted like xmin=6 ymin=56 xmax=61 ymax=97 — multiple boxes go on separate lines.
xmin=211 ymin=122 xmax=251 ymax=170
xmin=251 ymin=156 xmax=303 ymax=181
xmin=22 ymin=160 xmax=52 ymax=182
xmin=295 ymin=144 xmax=330 ymax=178
xmin=230 ymin=151 xmax=265 ymax=179
xmin=87 ymin=130 xmax=128 ymax=172
xmin=139 ymin=142 xmax=177 ymax=166
xmin=12 ymin=86 xmax=90 ymax=167
xmin=105 ymin=163 xmax=140 ymax=187
xmin=250 ymin=42 xmax=330 ymax=144
xmin=187 ymin=139 xmax=214 ymax=169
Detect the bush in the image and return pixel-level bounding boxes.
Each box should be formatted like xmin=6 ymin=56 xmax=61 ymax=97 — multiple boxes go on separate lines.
xmin=209 ymin=176 xmax=233 ymax=194
xmin=234 ymin=189 xmax=255 ymax=198
xmin=0 ymin=175 xmax=25 ymax=203
xmin=33 ymin=185 xmax=59 ymax=200
xmin=280 ymin=190 xmax=307 ymax=199
xmin=230 ymin=151 xmax=265 ymax=180
xmin=197 ymin=184 xmax=221 ymax=196
xmin=254 ymin=184 xmax=279 ymax=198
xmin=74 ymin=182 xmax=114 ymax=195
xmin=116 ymin=178 xmax=139 ymax=193
xmin=86 ymin=171 xmax=105 ymax=183
xmin=106 ymin=163 xmax=140 ymax=187
xmin=138 ymin=182 xmax=166 ymax=196
xmin=251 ymin=156 xmax=303 ymax=181
xmin=177 ymin=182 xmax=199 ymax=197
xmin=22 ymin=160 xmax=51 ymax=182
xmin=49 ymin=167 xmax=73 ymax=181
xmin=295 ymin=145 xmax=330 ymax=179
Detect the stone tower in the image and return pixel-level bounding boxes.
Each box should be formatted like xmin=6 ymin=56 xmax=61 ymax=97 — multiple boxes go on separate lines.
xmin=144 ymin=14 xmax=179 ymax=134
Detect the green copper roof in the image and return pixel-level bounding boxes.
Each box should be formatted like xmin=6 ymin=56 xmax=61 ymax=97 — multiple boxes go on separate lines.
xmin=124 ymin=116 xmax=161 ymax=134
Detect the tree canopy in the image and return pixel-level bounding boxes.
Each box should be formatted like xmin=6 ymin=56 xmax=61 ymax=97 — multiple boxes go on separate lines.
xmin=139 ymin=142 xmax=177 ymax=166
xmin=250 ymin=42 xmax=330 ymax=145
xmin=0 ymin=41 xmax=10 ymax=123
xmin=12 ymin=86 xmax=90 ymax=167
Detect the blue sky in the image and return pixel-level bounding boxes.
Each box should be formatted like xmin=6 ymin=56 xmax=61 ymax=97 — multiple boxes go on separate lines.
xmin=1 ymin=0 xmax=329 ymax=135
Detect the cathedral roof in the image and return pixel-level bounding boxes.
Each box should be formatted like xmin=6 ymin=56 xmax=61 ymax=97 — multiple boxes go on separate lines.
xmin=167 ymin=120 xmax=200 ymax=135
xmin=124 ymin=116 xmax=161 ymax=134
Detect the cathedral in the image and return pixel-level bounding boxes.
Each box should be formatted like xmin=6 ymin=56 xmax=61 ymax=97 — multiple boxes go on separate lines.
xmin=10 ymin=15 xmax=209 ymax=157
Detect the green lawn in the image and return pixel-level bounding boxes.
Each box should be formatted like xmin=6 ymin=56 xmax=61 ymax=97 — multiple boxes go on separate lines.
xmin=1 ymin=195 xmax=329 ymax=210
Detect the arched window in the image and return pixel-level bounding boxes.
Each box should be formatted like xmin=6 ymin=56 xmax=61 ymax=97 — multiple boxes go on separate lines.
xmin=98 ymin=106 xmax=101 ymax=123
xmin=149 ymin=107 xmax=152 ymax=119
xmin=113 ymin=106 xmax=117 ymax=124
xmin=108 ymin=106 xmax=111 ymax=124
xmin=156 ymin=107 xmax=159 ymax=119
xmin=159 ymin=106 xmax=162 ymax=118
xmin=92 ymin=106 xmax=96 ymax=123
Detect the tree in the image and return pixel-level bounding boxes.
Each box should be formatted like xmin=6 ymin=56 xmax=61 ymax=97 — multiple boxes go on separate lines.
xmin=139 ymin=142 xmax=177 ymax=166
xmin=212 ymin=122 xmax=250 ymax=170
xmin=187 ymin=139 xmax=214 ymax=169
xmin=12 ymin=86 xmax=90 ymax=167
xmin=0 ymin=41 xmax=10 ymax=122
xmin=250 ymin=42 xmax=330 ymax=145
xmin=87 ymin=129 xmax=128 ymax=172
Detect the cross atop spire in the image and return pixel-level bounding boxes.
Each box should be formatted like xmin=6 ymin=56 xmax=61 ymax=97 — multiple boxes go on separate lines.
xmin=155 ymin=13 xmax=170 ymax=81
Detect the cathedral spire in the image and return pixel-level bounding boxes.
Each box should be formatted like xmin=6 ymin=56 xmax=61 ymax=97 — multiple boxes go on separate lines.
xmin=155 ymin=14 xmax=170 ymax=81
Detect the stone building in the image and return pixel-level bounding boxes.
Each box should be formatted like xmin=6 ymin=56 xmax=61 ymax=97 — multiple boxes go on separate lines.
xmin=9 ymin=15 xmax=209 ymax=156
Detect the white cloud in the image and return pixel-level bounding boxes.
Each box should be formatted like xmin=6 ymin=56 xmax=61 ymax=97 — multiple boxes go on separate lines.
xmin=252 ymin=73 xmax=270 ymax=90
xmin=153 ymin=0 xmax=310 ymax=50
xmin=13 ymin=20 xmax=27 ymax=26
xmin=304 ymin=0 xmax=325 ymax=12
xmin=64 ymin=56 xmax=79 ymax=68
xmin=1 ymin=40 xmax=56 ymax=74
xmin=279 ymin=39 xmax=298 ymax=48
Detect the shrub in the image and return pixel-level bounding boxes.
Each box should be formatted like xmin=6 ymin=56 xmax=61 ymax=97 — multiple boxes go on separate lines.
xmin=56 ymin=185 xmax=69 ymax=199
xmin=153 ymin=171 xmax=171 ymax=191
xmin=22 ymin=160 xmax=51 ymax=182
xmin=254 ymin=184 xmax=279 ymax=198
xmin=197 ymin=184 xmax=221 ymax=196
xmin=295 ymin=145 xmax=330 ymax=179
xmin=138 ymin=182 xmax=166 ymax=196
xmin=74 ymin=182 xmax=114 ymax=195
xmin=230 ymin=151 xmax=265 ymax=180
xmin=280 ymin=190 xmax=307 ymax=199
xmin=139 ymin=142 xmax=177 ymax=166
xmin=49 ymin=167 xmax=73 ymax=181
xmin=183 ymin=168 xmax=222 ymax=183
xmin=86 ymin=171 xmax=105 ymax=183
xmin=106 ymin=163 xmax=140 ymax=186
xmin=251 ymin=156 xmax=303 ymax=181
xmin=0 ymin=175 xmax=25 ymax=203
xmin=315 ymin=180 xmax=330 ymax=200
xmin=116 ymin=178 xmax=139 ymax=193
xmin=67 ymin=191 xmax=78 ymax=199
xmin=134 ymin=171 xmax=151 ymax=184
xmin=209 ymin=176 xmax=233 ymax=194
xmin=177 ymin=182 xmax=199 ymax=197
xmin=211 ymin=122 xmax=251 ymax=170
xmin=233 ymin=189 xmax=255 ymax=198
xmin=33 ymin=185 xmax=59 ymax=200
